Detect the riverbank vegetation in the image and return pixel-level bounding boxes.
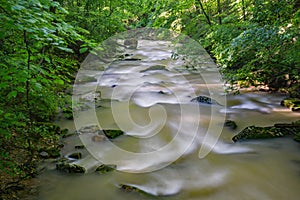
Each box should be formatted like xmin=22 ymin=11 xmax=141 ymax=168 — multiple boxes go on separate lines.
xmin=0 ymin=0 xmax=299 ymax=199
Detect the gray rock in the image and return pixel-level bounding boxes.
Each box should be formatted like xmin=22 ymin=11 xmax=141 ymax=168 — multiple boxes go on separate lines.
xmin=224 ymin=120 xmax=237 ymax=130
xmin=39 ymin=151 xmax=49 ymax=158
xmin=191 ymin=95 xmax=221 ymax=105
xmin=67 ymin=152 xmax=82 ymax=160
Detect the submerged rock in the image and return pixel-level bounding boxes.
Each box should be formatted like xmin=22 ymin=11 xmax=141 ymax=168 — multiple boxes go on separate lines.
xmin=140 ymin=65 xmax=166 ymax=72
xmin=191 ymin=95 xmax=221 ymax=105
xmin=74 ymin=145 xmax=85 ymax=149
xmin=224 ymin=120 xmax=237 ymax=130
xmin=76 ymin=76 xmax=97 ymax=83
xmin=91 ymin=135 xmax=106 ymax=142
xmin=77 ymin=125 xmax=100 ymax=134
xmin=280 ymin=98 xmax=300 ymax=112
xmin=95 ymin=164 xmax=117 ymax=174
xmin=56 ymin=162 xmax=86 ymax=173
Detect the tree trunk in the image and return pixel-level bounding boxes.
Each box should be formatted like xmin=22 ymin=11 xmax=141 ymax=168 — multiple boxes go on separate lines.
xmin=241 ymin=0 xmax=246 ymax=21
xmin=196 ymin=0 xmax=212 ymax=26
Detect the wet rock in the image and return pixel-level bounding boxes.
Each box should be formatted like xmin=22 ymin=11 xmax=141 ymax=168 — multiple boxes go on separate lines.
xmin=77 ymin=125 xmax=100 ymax=134
xmin=280 ymin=98 xmax=300 ymax=112
xmin=78 ymin=125 xmax=124 ymax=139
xmin=123 ymin=58 xmax=142 ymax=61
xmin=124 ymin=38 xmax=138 ymax=49
xmin=232 ymin=126 xmax=286 ymax=142
xmin=140 ymin=65 xmax=166 ymax=72
xmin=118 ymin=184 xmax=155 ymax=197
xmin=76 ymin=76 xmax=97 ymax=83
xmin=91 ymin=135 xmax=106 ymax=142
xmin=191 ymin=96 xmax=221 ymax=105
xmin=224 ymin=120 xmax=237 ymax=130
xmin=56 ymin=162 xmax=85 ymax=173
xmin=62 ymin=132 xmax=76 ymax=138
xmin=103 ymin=130 xmax=124 ymax=139
xmin=75 ymin=145 xmax=85 ymax=149
xmin=39 ymin=151 xmax=49 ymax=159
xmin=95 ymin=164 xmax=117 ymax=174
xmin=67 ymin=152 xmax=82 ymax=160
xmin=294 ymin=132 xmax=300 ymax=142
xmin=39 ymin=148 xmax=60 ymax=159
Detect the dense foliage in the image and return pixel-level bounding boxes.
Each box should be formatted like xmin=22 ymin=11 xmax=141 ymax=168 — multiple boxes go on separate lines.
xmin=0 ymin=0 xmax=299 ymax=198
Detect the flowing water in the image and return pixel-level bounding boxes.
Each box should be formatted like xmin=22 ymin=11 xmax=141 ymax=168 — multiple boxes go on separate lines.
xmin=37 ymin=39 xmax=300 ymax=200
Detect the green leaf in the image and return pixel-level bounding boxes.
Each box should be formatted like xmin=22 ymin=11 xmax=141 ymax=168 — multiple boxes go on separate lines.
xmin=57 ymin=46 xmax=74 ymax=53
xmin=8 ymin=91 xmax=17 ymax=98
xmin=54 ymin=79 xmax=64 ymax=85
xmin=79 ymin=47 xmax=88 ymax=54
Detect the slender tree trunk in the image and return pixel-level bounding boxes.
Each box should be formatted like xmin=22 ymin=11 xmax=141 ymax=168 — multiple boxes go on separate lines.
xmin=196 ymin=0 xmax=212 ymax=26
xmin=241 ymin=0 xmax=246 ymax=21
xmin=217 ymin=0 xmax=222 ymax=24
xmin=23 ymin=30 xmax=33 ymax=157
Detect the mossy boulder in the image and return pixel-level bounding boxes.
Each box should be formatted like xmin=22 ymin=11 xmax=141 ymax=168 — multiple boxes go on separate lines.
xmin=294 ymin=132 xmax=300 ymax=142
xmin=103 ymin=130 xmax=124 ymax=139
xmin=232 ymin=126 xmax=286 ymax=142
xmin=191 ymin=95 xmax=221 ymax=105
xmin=280 ymin=98 xmax=300 ymax=112
xmin=233 ymin=120 xmax=300 ymax=142
xmin=56 ymin=162 xmax=85 ymax=173
xmin=95 ymin=164 xmax=117 ymax=174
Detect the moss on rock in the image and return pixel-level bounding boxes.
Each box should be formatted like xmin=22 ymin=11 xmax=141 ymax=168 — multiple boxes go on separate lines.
xmin=233 ymin=120 xmax=300 ymax=142
xmin=95 ymin=164 xmax=116 ymax=174
xmin=232 ymin=126 xmax=285 ymax=142
xmin=103 ymin=130 xmax=124 ymax=139
xmin=56 ymin=162 xmax=85 ymax=173
xmin=280 ymin=98 xmax=300 ymax=112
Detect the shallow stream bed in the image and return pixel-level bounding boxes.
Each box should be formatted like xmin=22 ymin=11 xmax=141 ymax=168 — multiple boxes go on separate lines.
xmin=38 ymin=38 xmax=300 ymax=200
